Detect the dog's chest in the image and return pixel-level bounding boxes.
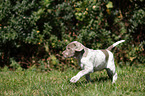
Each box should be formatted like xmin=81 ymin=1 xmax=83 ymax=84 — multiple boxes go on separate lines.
xmin=79 ymin=50 xmax=107 ymax=70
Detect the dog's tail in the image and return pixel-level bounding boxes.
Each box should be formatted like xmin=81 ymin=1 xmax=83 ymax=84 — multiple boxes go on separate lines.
xmin=107 ymin=40 xmax=125 ymax=51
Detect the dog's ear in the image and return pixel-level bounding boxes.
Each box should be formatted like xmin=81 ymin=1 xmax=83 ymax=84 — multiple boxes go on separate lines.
xmin=71 ymin=41 xmax=88 ymax=57
xmin=74 ymin=41 xmax=88 ymax=57
xmin=73 ymin=41 xmax=84 ymax=51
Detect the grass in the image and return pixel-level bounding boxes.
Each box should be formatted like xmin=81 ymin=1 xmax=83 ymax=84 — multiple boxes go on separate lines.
xmin=0 ymin=66 xmax=145 ymax=96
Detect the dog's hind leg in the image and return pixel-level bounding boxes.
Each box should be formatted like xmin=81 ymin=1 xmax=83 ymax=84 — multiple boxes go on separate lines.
xmin=112 ymin=72 xmax=117 ymax=84
xmin=106 ymin=56 xmax=117 ymax=84
xmin=106 ymin=68 xmax=117 ymax=84
xmin=85 ymin=74 xmax=91 ymax=82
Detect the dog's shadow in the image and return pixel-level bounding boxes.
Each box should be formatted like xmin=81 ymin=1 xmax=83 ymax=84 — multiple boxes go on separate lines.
xmin=70 ymin=76 xmax=110 ymax=86
xmin=91 ymin=76 xmax=110 ymax=83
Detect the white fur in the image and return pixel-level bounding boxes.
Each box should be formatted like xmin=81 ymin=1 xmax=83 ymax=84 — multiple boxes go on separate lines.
xmin=70 ymin=40 xmax=125 ymax=83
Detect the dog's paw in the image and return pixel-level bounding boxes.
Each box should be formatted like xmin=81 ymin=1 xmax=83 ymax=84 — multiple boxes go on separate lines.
xmin=70 ymin=76 xmax=80 ymax=83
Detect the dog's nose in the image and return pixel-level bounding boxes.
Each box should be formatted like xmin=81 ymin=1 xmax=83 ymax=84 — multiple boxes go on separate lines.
xmin=62 ymin=51 xmax=66 ymax=56
xmin=62 ymin=51 xmax=68 ymax=58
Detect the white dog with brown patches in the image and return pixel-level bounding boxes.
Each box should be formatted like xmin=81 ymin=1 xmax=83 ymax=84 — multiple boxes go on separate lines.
xmin=62 ymin=40 xmax=125 ymax=83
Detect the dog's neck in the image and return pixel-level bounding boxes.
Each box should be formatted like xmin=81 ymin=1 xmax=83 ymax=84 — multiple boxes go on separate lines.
xmin=74 ymin=50 xmax=84 ymax=59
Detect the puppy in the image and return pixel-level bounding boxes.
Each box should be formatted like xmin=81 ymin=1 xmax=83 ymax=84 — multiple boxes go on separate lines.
xmin=62 ymin=40 xmax=125 ymax=83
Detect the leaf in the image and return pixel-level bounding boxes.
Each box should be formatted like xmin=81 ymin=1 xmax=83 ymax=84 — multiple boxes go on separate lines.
xmin=106 ymin=1 xmax=113 ymax=8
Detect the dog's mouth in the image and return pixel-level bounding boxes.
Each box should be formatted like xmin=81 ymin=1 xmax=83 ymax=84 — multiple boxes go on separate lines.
xmin=62 ymin=51 xmax=74 ymax=58
xmin=63 ymin=54 xmax=67 ymax=58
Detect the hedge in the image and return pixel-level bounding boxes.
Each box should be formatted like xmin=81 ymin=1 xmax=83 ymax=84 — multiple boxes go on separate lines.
xmin=0 ymin=0 xmax=144 ymax=70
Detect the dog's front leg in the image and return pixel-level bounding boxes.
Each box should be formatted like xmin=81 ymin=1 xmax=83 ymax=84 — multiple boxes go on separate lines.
xmin=70 ymin=68 xmax=93 ymax=83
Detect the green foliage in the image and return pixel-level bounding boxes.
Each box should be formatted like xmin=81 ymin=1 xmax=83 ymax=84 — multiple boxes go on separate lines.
xmin=0 ymin=66 xmax=9 ymax=72
xmin=0 ymin=0 xmax=145 ymax=69
xmin=10 ymin=58 xmax=22 ymax=71
xmin=38 ymin=60 xmax=48 ymax=72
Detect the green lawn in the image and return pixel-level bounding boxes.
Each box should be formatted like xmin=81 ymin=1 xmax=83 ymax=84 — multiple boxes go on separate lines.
xmin=0 ymin=66 xmax=145 ymax=96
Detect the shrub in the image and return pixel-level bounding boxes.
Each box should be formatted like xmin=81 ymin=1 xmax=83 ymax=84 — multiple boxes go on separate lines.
xmin=0 ymin=0 xmax=144 ymax=70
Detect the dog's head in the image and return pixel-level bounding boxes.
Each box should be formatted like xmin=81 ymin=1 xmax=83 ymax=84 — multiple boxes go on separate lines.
xmin=62 ymin=41 xmax=88 ymax=58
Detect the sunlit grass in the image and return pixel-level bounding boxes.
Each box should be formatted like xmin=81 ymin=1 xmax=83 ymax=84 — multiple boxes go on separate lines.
xmin=0 ymin=66 xmax=145 ymax=96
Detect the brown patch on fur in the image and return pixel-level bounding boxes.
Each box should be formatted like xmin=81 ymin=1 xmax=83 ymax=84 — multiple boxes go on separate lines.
xmin=101 ymin=50 xmax=109 ymax=61
xmin=107 ymin=45 xmax=114 ymax=51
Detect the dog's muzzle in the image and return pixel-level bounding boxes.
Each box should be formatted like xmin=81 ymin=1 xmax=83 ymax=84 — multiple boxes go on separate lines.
xmin=62 ymin=50 xmax=74 ymax=58
xmin=62 ymin=51 xmax=67 ymax=58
